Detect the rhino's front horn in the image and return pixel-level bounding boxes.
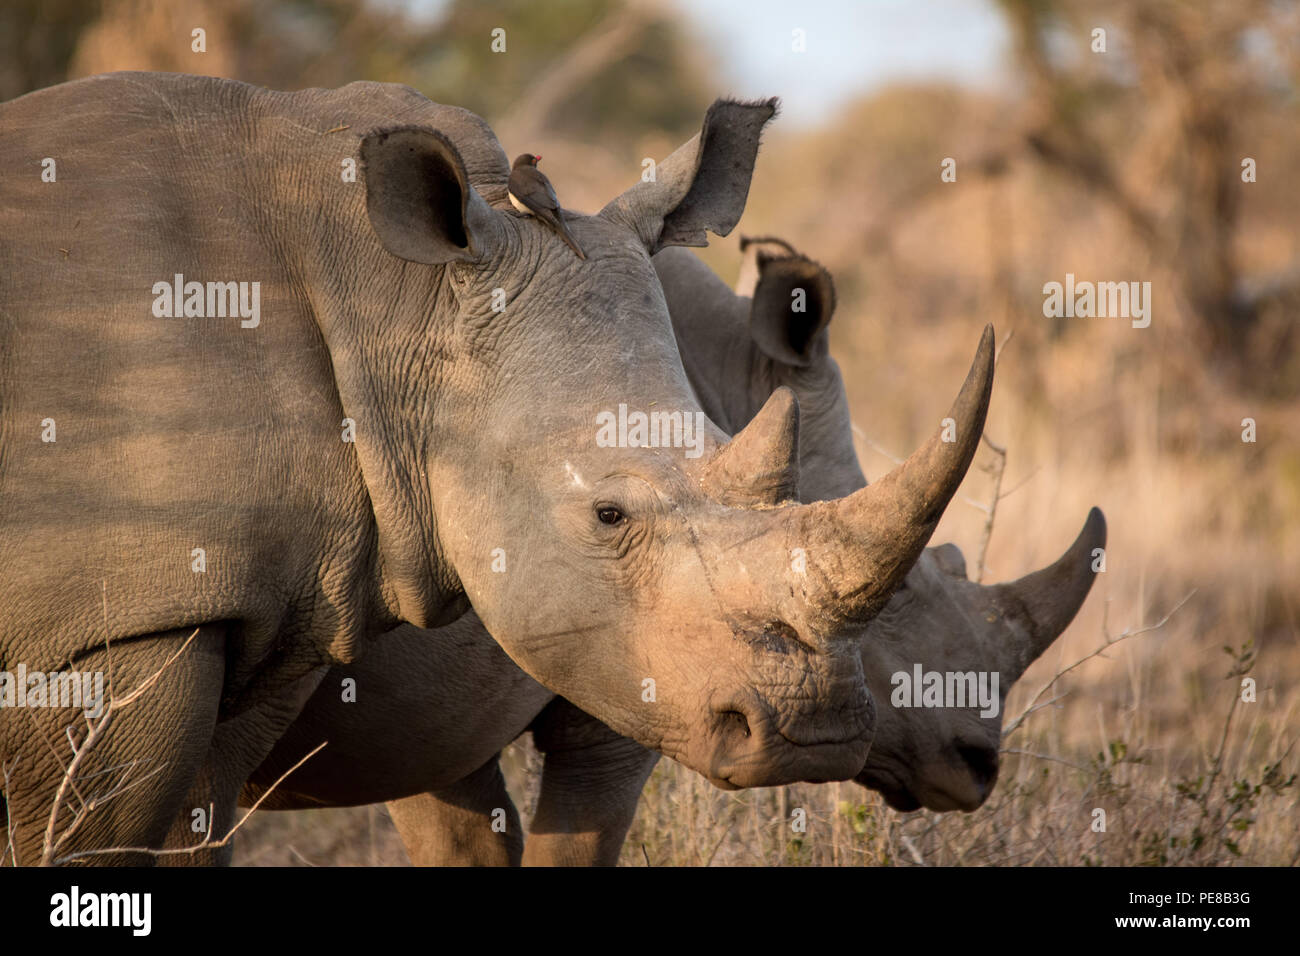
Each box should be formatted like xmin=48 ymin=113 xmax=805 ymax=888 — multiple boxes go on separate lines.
xmin=700 ymin=387 xmax=799 ymax=507
xmin=996 ymin=506 xmax=1107 ymax=667
xmin=801 ymin=326 xmax=995 ymax=624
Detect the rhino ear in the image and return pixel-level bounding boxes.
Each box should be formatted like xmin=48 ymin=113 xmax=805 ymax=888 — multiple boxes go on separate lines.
xmin=748 ymin=251 xmax=836 ymax=368
xmin=733 ymin=234 xmax=797 ymax=297
xmin=929 ymin=542 xmax=969 ymax=580
xmin=599 ymin=98 xmax=778 ymax=254
xmin=360 ymin=127 xmax=499 ymax=264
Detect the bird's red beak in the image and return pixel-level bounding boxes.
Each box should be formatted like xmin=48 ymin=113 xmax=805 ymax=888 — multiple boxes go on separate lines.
xmin=535 ymin=154 xmax=542 ymax=161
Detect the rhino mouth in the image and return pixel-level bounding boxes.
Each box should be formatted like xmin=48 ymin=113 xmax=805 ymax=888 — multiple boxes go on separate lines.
xmin=857 ymin=763 xmax=991 ymax=813
xmin=709 ymin=737 xmax=875 ymax=791
xmin=877 ymin=784 xmax=924 ymax=813
xmin=857 ymin=766 xmax=923 ymax=812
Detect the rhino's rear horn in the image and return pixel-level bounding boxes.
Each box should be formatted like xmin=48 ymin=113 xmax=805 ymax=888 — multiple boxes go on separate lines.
xmin=700 ymin=387 xmax=799 ymax=507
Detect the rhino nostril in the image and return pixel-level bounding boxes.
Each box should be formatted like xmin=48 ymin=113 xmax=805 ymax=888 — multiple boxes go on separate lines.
xmin=958 ymin=745 xmax=999 ymax=786
xmin=719 ymin=709 xmax=751 ymax=739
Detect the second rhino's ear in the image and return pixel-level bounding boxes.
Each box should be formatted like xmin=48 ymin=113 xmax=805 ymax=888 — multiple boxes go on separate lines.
xmin=748 ymin=250 xmax=836 ymax=367
xmin=929 ymin=542 xmax=969 ymax=580
xmin=598 ymin=98 xmax=778 ymax=255
xmin=360 ymin=127 xmax=501 ymax=264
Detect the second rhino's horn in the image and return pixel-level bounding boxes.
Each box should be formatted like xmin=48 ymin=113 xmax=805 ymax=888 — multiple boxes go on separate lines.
xmin=994 ymin=506 xmax=1107 ymax=675
xmin=700 ymin=386 xmax=800 ymax=507
xmin=798 ymin=325 xmax=996 ymax=624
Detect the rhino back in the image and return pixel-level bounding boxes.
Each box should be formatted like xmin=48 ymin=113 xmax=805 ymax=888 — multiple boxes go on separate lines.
xmin=0 ymin=73 xmax=499 ymax=674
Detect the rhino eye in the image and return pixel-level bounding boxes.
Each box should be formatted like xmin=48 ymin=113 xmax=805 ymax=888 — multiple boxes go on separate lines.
xmin=597 ymin=506 xmax=625 ymax=525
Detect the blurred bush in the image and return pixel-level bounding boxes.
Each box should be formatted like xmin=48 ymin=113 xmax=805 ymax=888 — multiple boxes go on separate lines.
xmin=2 ymin=0 xmax=712 ymax=142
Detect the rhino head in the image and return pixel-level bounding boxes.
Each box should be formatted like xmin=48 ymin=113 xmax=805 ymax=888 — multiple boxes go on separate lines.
xmin=857 ymin=512 xmax=1106 ymax=811
xmin=354 ymin=101 xmax=994 ymax=788
xmin=654 ymin=239 xmax=1102 ymax=802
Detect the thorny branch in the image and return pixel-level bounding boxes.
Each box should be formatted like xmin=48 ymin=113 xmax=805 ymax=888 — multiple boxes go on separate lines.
xmin=40 ymin=628 xmax=200 ymax=865
xmin=51 ymin=741 xmax=327 ymax=865
xmin=1001 ymin=591 xmax=1197 ymax=741
xmin=29 ymin=621 xmax=326 ymax=866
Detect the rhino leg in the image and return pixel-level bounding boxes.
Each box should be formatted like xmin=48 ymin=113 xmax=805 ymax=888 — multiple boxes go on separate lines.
xmin=160 ymin=662 xmax=328 ymax=866
xmin=386 ymin=757 xmax=522 ymax=866
xmin=2 ymin=626 xmax=225 ymax=866
xmin=523 ymin=700 xmax=659 ymax=867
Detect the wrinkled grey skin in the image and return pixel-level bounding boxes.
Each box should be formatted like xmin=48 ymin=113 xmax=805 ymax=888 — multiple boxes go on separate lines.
xmin=0 ymin=74 xmax=993 ymax=865
xmin=240 ymin=241 xmax=1103 ymax=865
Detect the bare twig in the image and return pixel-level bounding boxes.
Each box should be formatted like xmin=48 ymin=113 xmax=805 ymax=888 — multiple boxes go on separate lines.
xmin=997 ymin=467 xmax=1041 ymax=501
xmin=1201 ymin=641 xmax=1256 ymax=804
xmin=993 ymin=328 xmax=1016 ymax=363
xmin=900 ymin=834 xmax=926 ymax=866
xmin=851 ymin=424 xmax=988 ymax=513
xmin=2 ymin=761 xmax=18 ymax=867
xmin=853 ymin=328 xmax=1017 ymax=550
xmin=40 ymin=628 xmax=200 ymax=865
xmin=39 ymin=622 xmax=198 ymax=861
xmin=972 ymin=330 xmax=1014 ymax=582
xmin=53 ymin=740 xmax=327 ymax=864
xmin=702 ymin=810 xmax=738 ymax=868
xmin=496 ymin=1 xmax=654 ymax=143
xmin=1002 ymin=591 xmax=1196 ymax=740
xmin=973 ymin=432 xmax=1007 ymax=584
xmin=288 ymin=845 xmax=320 ymax=867
xmin=999 ymin=748 xmax=1088 ymax=772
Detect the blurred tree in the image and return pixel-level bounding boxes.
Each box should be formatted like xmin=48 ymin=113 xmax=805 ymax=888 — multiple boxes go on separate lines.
xmin=0 ymin=0 xmax=103 ymax=101
xmin=420 ymin=0 xmax=711 ymax=142
xmin=68 ymin=0 xmax=447 ymax=90
xmin=6 ymin=0 xmax=711 ymax=146
xmin=997 ymin=0 xmax=1300 ymax=386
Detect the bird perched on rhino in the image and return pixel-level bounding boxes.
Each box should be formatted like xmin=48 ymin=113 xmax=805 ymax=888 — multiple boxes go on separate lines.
xmin=508 ymin=153 xmax=587 ymax=260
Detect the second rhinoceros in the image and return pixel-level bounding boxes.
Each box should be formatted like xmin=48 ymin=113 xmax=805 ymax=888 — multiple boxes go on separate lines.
xmin=239 ymin=241 xmax=1100 ymax=865
xmin=0 ymin=74 xmax=990 ymax=864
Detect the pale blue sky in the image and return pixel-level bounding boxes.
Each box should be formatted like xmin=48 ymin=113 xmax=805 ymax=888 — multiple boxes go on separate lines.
xmin=403 ymin=0 xmax=1010 ymax=125
xmin=681 ymin=0 xmax=1009 ymax=123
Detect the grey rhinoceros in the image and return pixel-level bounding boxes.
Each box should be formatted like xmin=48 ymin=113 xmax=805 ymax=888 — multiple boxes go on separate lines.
xmin=0 ymin=73 xmax=992 ymax=865
xmin=238 ymin=240 xmax=1102 ymax=866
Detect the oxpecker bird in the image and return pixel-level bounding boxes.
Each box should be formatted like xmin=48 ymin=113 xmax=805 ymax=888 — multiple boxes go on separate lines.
xmin=508 ymin=153 xmax=587 ymax=260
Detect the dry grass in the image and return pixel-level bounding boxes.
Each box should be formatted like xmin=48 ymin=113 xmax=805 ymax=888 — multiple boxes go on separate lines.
xmin=621 ymin=633 xmax=1298 ymax=867
xmin=236 ymin=602 xmax=1298 ymax=867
